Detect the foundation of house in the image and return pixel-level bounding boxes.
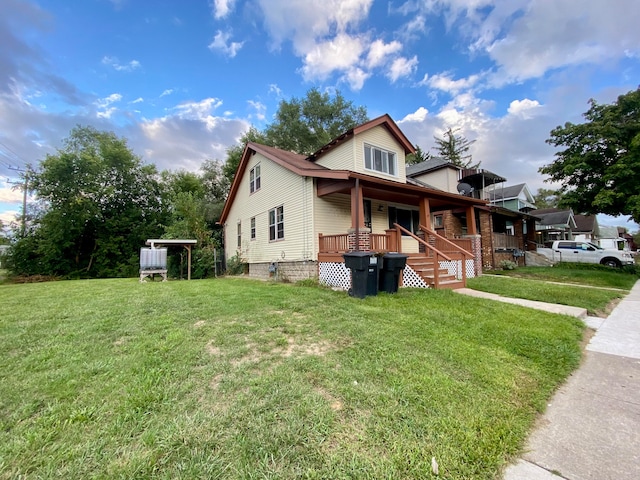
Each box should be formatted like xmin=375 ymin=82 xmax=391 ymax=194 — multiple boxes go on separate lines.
xmin=249 ymin=261 xmax=318 ymax=282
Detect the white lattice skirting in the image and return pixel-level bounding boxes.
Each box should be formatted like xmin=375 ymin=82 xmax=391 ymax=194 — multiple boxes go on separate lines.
xmin=438 ymin=259 xmax=476 ymax=279
xmin=319 ymin=262 xmax=351 ymax=290
xmin=401 ymin=265 xmax=429 ymax=288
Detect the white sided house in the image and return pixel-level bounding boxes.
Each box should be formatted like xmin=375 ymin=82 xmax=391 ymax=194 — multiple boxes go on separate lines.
xmin=219 ymin=115 xmax=488 ymax=290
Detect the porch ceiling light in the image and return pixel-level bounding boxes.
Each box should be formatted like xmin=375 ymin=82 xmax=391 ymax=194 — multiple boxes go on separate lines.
xmin=378 ymin=204 xmax=384 ymax=212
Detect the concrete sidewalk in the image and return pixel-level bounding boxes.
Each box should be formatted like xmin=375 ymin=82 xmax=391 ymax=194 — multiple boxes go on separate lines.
xmin=500 ymin=280 xmax=640 ymax=480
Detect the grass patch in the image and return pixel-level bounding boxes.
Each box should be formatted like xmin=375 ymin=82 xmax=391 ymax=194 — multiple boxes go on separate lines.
xmin=485 ymin=263 xmax=638 ymax=290
xmin=0 ymin=278 xmax=584 ymax=479
xmin=467 ymin=275 xmax=627 ymax=317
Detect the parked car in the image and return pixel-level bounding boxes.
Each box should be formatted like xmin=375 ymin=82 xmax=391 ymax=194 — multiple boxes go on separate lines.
xmin=537 ymin=241 xmax=635 ymax=268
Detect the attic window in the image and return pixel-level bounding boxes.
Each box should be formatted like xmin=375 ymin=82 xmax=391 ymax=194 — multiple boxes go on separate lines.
xmin=250 ymin=164 xmax=261 ymax=194
xmin=364 ymin=144 xmax=396 ymax=176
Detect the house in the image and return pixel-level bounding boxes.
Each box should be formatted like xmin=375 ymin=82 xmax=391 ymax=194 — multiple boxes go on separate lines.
xmin=573 ymin=214 xmax=599 ymax=243
xmin=482 ymin=183 xmax=536 ymax=212
xmin=530 ymin=208 xmax=577 ymax=245
xmin=219 ymin=114 xmax=488 ymax=289
xmin=405 ymin=163 xmax=537 ymax=268
xmin=598 ymin=226 xmax=628 ymax=250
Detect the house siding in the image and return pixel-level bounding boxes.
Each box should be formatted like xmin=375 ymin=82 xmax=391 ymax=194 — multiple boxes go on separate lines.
xmin=314 ymin=126 xmax=407 ymax=183
xmin=413 ymin=168 xmax=459 ymax=193
xmin=224 ymin=152 xmax=315 ymax=264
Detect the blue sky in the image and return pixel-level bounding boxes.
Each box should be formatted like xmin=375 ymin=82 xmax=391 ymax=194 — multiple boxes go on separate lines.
xmin=1 ymin=0 xmax=639 ymax=233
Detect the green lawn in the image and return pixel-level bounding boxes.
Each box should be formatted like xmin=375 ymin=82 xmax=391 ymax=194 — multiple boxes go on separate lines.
xmin=483 ymin=264 xmax=639 ymax=290
xmin=0 ymin=278 xmax=584 ymax=479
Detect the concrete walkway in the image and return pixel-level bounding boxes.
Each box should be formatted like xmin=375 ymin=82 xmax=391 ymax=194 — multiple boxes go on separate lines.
xmin=474 ymin=280 xmax=640 ymax=480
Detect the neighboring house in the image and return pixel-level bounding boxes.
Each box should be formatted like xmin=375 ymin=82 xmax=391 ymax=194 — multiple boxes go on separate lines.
xmin=482 ymin=183 xmax=536 ymax=212
xmin=530 ymin=208 xmax=577 ymax=245
xmin=573 ymin=214 xmax=599 ymax=243
xmin=219 ymin=114 xmax=488 ymax=290
xmin=598 ymin=226 xmax=628 ymax=250
xmin=405 ymin=165 xmax=537 ymax=268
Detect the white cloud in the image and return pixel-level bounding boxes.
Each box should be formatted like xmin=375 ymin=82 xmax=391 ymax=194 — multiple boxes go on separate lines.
xmin=101 ymin=56 xmax=141 ymax=72
xmin=130 ymin=97 xmax=144 ymax=104
xmin=0 ymin=208 xmax=19 ymax=227
xmin=212 ymin=0 xmax=236 ymax=19
xmin=424 ymin=72 xmax=482 ymax=94
xmin=208 ymin=30 xmax=244 ymax=58
xmin=160 ymin=89 xmax=173 ymax=97
xmin=95 ymin=93 xmax=122 ymax=119
xmin=507 ymin=98 xmax=542 ymax=119
xmin=247 ymin=100 xmax=266 ymax=121
xmin=0 ymin=183 xmax=23 ymax=203
xmin=344 ymin=67 xmax=370 ymax=91
xmin=300 ymin=33 xmax=365 ymax=81
xmin=387 ymin=55 xmax=418 ymax=83
xmin=366 ymin=39 xmax=402 ymax=69
xmin=400 ymin=106 xmax=429 ymax=123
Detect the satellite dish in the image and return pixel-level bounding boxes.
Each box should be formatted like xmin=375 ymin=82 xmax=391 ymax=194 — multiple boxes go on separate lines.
xmin=457 ymin=182 xmax=474 ymax=196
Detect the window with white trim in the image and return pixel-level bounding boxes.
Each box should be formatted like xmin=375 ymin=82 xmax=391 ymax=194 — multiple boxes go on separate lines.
xmin=269 ymin=206 xmax=284 ymax=241
xmin=237 ymin=222 xmax=242 ymax=248
xmin=364 ymin=144 xmax=396 ymax=176
xmin=249 ymin=164 xmax=261 ymax=193
xmin=250 ymin=217 xmax=256 ymax=240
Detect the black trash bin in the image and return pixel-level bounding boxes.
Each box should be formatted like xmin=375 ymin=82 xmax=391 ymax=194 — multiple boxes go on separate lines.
xmin=343 ymin=252 xmax=380 ymax=298
xmin=379 ymin=253 xmax=408 ymax=293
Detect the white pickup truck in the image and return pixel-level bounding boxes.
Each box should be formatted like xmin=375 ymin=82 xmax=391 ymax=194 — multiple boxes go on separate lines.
xmin=537 ymin=241 xmax=635 ymax=268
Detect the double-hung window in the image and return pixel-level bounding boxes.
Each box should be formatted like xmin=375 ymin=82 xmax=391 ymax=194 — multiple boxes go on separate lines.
xmin=250 ymin=217 xmax=256 ymax=240
xmin=250 ymin=164 xmax=261 ymax=193
xmin=237 ymin=222 xmax=242 ymax=248
xmin=364 ymin=144 xmax=396 ymax=176
xmin=269 ymin=206 xmax=284 ymax=241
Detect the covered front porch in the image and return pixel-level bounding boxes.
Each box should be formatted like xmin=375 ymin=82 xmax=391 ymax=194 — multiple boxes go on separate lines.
xmin=314 ymin=174 xmax=487 ymax=290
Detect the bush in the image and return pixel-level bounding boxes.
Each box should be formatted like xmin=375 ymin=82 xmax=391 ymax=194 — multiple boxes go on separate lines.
xmin=225 ymin=252 xmax=247 ymax=276
xmin=498 ymin=260 xmax=517 ymax=270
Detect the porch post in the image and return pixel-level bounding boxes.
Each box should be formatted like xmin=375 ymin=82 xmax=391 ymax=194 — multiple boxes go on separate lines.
xmin=465 ymin=206 xmax=477 ymax=235
xmin=350 ymin=182 xmax=366 ymax=229
xmin=419 ymin=198 xmax=432 ymax=230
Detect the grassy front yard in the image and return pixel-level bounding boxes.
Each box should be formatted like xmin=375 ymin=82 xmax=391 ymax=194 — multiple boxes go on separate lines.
xmin=468 ymin=264 xmax=638 ymax=317
xmin=0 ymin=278 xmax=584 ymax=479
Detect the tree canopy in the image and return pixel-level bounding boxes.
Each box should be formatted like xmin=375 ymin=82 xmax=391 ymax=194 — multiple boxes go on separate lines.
xmin=223 ymin=89 xmax=369 ymax=185
xmin=405 ymin=145 xmax=431 ymax=165
xmin=541 ymin=88 xmax=640 ymax=222
xmin=433 ymin=128 xmax=479 ymax=169
xmin=533 ymin=188 xmax=563 ymax=209
xmin=10 ymin=126 xmax=169 ymax=277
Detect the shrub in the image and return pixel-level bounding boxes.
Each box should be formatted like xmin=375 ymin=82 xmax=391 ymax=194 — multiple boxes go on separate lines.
xmin=499 ymin=260 xmax=517 ymax=270
xmin=225 ymin=252 xmax=247 ymax=276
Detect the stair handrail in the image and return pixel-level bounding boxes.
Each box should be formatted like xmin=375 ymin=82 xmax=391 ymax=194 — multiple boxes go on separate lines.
xmin=419 ymin=225 xmax=474 ymax=258
xmin=393 ymin=223 xmax=452 ymax=261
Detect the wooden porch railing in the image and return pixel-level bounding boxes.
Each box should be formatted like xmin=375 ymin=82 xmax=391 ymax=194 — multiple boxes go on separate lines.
xmin=493 ymin=232 xmax=519 ymax=250
xmin=393 ymin=223 xmax=454 ymax=289
xmin=318 ymin=233 xmax=349 ymax=253
xmin=419 ymin=225 xmax=474 ymax=258
xmin=318 ymin=233 xmax=390 ymax=253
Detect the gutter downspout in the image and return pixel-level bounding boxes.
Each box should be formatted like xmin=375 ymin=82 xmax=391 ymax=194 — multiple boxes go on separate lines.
xmin=354 ymin=177 xmax=360 ymax=252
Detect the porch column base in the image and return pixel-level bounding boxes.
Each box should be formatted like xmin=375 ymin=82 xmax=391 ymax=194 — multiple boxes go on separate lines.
xmin=347 ymin=228 xmax=371 ymax=251
xmin=464 ymin=234 xmax=482 ymax=276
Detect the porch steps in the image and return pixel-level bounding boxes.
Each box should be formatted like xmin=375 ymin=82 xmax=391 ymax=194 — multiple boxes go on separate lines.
xmin=406 ymin=256 xmax=465 ymax=290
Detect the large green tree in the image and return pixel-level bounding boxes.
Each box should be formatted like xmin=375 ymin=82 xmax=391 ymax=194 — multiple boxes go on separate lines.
xmin=541 ymin=88 xmax=640 ymax=222
xmin=533 ymin=188 xmax=563 ymax=209
xmin=10 ymin=126 xmax=169 ymax=277
xmin=433 ymin=127 xmax=479 ymax=168
xmin=223 ymin=89 xmax=369 ymax=185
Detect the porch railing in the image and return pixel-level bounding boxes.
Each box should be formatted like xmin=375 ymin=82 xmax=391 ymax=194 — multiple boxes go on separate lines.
xmin=318 ymin=233 xmax=349 ymax=253
xmin=493 ymin=232 xmax=520 ymax=250
xmin=393 ymin=223 xmax=454 ymax=289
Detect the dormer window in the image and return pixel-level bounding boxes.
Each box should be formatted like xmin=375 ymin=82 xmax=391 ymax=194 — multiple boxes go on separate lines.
xmin=250 ymin=164 xmax=261 ymax=193
xmin=364 ymin=144 xmax=396 ymax=176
